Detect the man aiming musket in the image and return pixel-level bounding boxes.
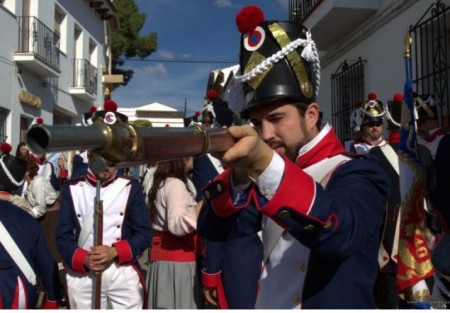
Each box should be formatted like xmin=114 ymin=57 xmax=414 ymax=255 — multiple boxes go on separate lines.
xmin=54 ymin=101 xmax=152 ymax=309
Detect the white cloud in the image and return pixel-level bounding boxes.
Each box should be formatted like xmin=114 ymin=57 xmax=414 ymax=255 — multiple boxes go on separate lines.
xmin=136 ymin=63 xmax=168 ymax=77
xmin=214 ymin=0 xmax=233 ymax=8
xmin=155 ymin=50 xmax=174 ymax=59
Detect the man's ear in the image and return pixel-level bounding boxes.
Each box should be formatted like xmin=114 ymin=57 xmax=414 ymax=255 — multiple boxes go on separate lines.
xmin=305 ymin=103 xmax=320 ymax=130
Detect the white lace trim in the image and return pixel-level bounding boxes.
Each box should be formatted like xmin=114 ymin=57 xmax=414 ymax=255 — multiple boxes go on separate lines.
xmin=0 ymin=156 xmax=24 ymax=186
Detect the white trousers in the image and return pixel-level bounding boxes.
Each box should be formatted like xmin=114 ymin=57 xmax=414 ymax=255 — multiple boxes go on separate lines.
xmin=66 ymin=262 xmax=143 ymax=309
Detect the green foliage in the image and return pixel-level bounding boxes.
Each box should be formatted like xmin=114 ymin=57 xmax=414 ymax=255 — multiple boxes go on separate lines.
xmin=132 ymin=119 xmax=152 ymax=127
xmin=111 ymin=0 xmax=157 ymax=87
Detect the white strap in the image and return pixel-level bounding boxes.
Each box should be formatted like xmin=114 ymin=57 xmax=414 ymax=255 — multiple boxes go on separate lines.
xmin=206 ymin=153 xmax=225 ymax=175
xmin=380 ymin=144 xmax=399 ymax=174
xmin=0 ymin=221 xmax=36 ymax=285
xmin=379 ymin=144 xmax=401 ymax=265
xmin=77 ymin=178 xmax=129 ymax=247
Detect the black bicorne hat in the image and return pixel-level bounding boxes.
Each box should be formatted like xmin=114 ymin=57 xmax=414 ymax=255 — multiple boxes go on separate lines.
xmin=229 ymin=6 xmax=320 ymax=119
xmin=414 ymin=94 xmax=438 ymax=122
xmin=0 ymin=143 xmax=27 ymax=192
xmin=202 ymin=65 xmax=240 ymax=127
xmin=386 ymin=93 xmax=403 ymax=130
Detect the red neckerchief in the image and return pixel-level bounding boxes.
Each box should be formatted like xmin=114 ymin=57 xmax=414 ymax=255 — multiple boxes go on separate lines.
xmin=86 ymin=168 xmax=118 ymax=187
xmin=389 ymin=132 xmax=400 ymax=144
xmin=427 ymin=128 xmax=448 ymax=142
xmin=295 ymin=125 xmax=346 ymax=169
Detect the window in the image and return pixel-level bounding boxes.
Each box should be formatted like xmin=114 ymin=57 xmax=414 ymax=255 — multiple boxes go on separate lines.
xmin=0 ymin=108 xmax=9 ymax=143
xmin=331 ymin=58 xmax=366 ymax=144
xmin=54 ymin=6 xmax=66 ymax=53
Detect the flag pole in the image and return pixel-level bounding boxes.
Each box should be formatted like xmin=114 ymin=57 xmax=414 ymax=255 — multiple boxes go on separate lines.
xmin=396 ymin=29 xmax=434 ymax=309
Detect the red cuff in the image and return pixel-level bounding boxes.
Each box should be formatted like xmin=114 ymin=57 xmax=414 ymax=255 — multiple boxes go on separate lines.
xmin=72 ymin=248 xmax=89 ymax=274
xmin=201 ymin=270 xmax=228 ymax=309
xmin=113 ymin=240 xmax=132 ymax=264
xmin=202 ymin=270 xmax=222 ymax=287
xmin=260 ymin=155 xmax=316 ymax=219
xmin=210 ymin=169 xmax=255 ymax=217
xmin=59 ymin=169 xmax=68 ymax=179
xmin=41 ymin=300 xmax=59 ymax=309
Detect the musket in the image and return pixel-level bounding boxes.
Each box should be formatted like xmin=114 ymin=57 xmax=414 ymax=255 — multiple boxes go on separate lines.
xmin=26 ymin=122 xmax=235 ymax=308
xmin=26 ymin=122 xmax=235 ymax=167
xmin=92 ymin=180 xmax=103 ymax=309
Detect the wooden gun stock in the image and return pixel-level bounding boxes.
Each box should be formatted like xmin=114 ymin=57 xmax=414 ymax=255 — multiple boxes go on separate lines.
xmin=92 ymin=181 xmax=103 ymax=309
xmin=26 ymin=123 xmax=235 ymax=166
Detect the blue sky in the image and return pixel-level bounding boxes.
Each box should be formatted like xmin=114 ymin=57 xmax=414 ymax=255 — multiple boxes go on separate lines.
xmin=112 ymin=0 xmax=289 ymax=116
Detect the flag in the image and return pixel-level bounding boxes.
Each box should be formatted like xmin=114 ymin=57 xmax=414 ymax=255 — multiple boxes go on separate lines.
xmin=395 ymin=75 xmax=434 ymax=304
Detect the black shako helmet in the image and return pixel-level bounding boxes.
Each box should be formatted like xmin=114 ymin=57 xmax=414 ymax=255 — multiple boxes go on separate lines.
xmin=229 ymin=6 xmax=321 ymax=119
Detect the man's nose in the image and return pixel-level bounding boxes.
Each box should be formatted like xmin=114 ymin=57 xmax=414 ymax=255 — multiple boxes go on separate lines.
xmin=259 ymin=121 xmax=275 ymax=142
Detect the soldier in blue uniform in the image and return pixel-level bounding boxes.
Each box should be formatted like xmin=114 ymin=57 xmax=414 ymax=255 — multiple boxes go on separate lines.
xmin=192 ymin=66 xmax=264 ymax=309
xmin=0 ymin=143 xmax=61 ymax=309
xmin=370 ymin=93 xmax=436 ymax=308
xmin=197 ymin=5 xmax=390 ymax=309
xmin=55 ymin=101 xmax=152 ymax=309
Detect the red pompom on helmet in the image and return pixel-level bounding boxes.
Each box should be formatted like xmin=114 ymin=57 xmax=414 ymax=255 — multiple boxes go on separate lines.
xmin=393 ymin=93 xmax=403 ymax=102
xmin=104 ymin=99 xmax=118 ymax=112
xmin=36 ymin=117 xmax=44 ymax=124
xmin=236 ymin=6 xmax=265 ymax=34
xmin=194 ymin=111 xmax=201 ymax=117
xmin=0 ymin=142 xmax=12 ymax=154
xmin=207 ymin=89 xmax=218 ymax=100
xmin=89 ymin=105 xmax=98 ymax=113
xmin=368 ymin=92 xmax=377 ymax=100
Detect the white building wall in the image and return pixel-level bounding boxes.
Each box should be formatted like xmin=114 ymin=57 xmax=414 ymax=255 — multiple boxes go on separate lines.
xmin=0 ymin=3 xmax=22 ymax=144
xmin=316 ymin=0 xmax=438 ymax=125
xmin=0 ymin=0 xmax=112 ymax=150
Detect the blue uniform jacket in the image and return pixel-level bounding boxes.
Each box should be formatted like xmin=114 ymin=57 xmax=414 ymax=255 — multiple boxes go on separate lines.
xmin=56 ymin=175 xmax=152 ymax=274
xmin=0 ymin=200 xmax=61 ymax=308
xmin=194 ymin=154 xmax=263 ymax=309
xmin=198 ymin=151 xmax=390 ymax=309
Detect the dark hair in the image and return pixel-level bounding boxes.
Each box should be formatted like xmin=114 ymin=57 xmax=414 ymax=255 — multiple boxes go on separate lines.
xmin=147 ymin=158 xmax=192 ymax=221
xmin=24 ymin=154 xmax=39 ymax=179
xmin=15 ymin=142 xmax=29 ymax=158
xmin=294 ymin=103 xmax=322 ymax=130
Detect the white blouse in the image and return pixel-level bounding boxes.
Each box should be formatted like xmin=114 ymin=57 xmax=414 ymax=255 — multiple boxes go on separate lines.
xmin=24 ymin=175 xmax=58 ymax=218
xmin=151 ymin=177 xmax=197 ymax=236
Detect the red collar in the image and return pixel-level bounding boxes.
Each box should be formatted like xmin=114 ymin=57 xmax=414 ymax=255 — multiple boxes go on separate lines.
xmin=296 ymin=125 xmax=346 ymax=169
xmin=86 ymin=168 xmax=118 ymax=187
xmin=427 ymin=128 xmax=447 ymax=142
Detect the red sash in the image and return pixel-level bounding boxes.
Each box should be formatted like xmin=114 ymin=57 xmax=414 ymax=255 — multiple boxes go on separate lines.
xmin=150 ymin=231 xmax=201 ymax=262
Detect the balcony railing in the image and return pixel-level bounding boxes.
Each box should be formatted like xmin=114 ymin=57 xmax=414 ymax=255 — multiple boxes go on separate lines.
xmin=289 ymin=0 xmax=322 ymax=22
xmin=17 ymin=16 xmax=60 ymax=70
xmin=72 ymin=59 xmax=98 ymax=95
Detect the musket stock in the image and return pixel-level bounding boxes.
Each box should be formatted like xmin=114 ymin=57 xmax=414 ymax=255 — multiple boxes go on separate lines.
xmin=92 ymin=180 xmax=103 ymax=309
xmin=26 ymin=123 xmax=235 ymax=166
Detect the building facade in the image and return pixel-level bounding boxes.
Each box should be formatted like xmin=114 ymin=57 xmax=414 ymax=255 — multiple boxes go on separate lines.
xmin=292 ymin=0 xmax=450 ymax=143
xmin=0 ymin=0 xmax=118 ymax=149
xmin=118 ymin=102 xmax=186 ymax=128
